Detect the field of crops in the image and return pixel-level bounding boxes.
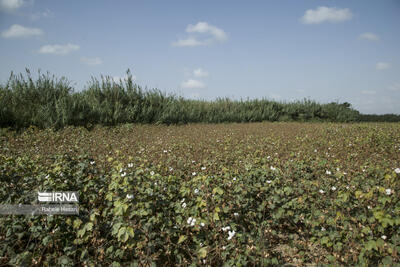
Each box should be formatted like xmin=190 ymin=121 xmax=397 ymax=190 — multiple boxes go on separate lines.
xmin=1 ymin=122 xmax=400 ymax=266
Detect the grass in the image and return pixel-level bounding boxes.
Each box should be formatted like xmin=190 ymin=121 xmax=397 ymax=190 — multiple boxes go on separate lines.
xmin=0 ymin=69 xmax=367 ymax=130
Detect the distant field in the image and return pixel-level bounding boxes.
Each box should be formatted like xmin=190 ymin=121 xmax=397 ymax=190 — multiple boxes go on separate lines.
xmin=1 ymin=122 xmax=400 ymax=265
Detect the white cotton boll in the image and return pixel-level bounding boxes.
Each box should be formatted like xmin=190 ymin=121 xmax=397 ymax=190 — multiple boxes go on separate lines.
xmin=222 ymin=226 xmax=231 ymax=232
xmin=227 ymin=230 xmax=236 ymax=240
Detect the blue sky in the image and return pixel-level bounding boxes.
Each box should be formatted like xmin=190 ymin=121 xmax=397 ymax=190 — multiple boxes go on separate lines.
xmin=1 ymin=0 xmax=399 ymax=114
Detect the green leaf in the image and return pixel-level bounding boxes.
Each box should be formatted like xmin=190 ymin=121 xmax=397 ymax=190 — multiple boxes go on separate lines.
xmin=178 ymin=235 xmax=187 ymax=244
xmin=365 ymin=240 xmax=377 ymax=251
xmin=117 ymin=227 xmax=130 ymax=242
xmin=85 ymin=222 xmax=93 ymax=232
xmin=73 ymin=219 xmax=82 ymax=229
xmin=58 ymin=255 xmax=73 ymax=266
xmin=321 ymin=236 xmax=330 ymax=245
xmin=198 ymin=247 xmax=207 ymax=259
xmin=112 ymin=223 xmax=122 ymax=235
xmin=212 ymin=187 xmax=224 ymax=195
xmin=126 ymin=227 xmax=135 ymax=238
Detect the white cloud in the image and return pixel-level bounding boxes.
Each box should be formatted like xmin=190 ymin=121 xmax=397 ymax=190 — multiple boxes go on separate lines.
xmin=389 ymin=83 xmax=400 ymax=92
xmin=38 ymin=43 xmax=80 ymax=55
xmin=0 ymin=0 xmax=24 ymax=11
xmin=300 ymin=6 xmax=353 ymax=24
xmin=186 ymin=22 xmax=228 ymax=42
xmin=359 ymin=32 xmax=379 ymax=41
xmin=181 ymin=79 xmax=205 ymax=89
xmin=81 ymin=57 xmax=103 ymax=66
xmin=376 ymin=62 xmax=391 ymax=70
xmin=361 ymin=90 xmax=376 ymax=95
xmin=31 ymin=8 xmax=54 ymax=20
xmin=1 ymin=24 xmax=43 ymax=38
xmin=193 ymin=68 xmax=209 ymax=78
xmin=172 ymin=37 xmax=208 ymax=47
xmin=173 ymin=21 xmax=227 ymax=47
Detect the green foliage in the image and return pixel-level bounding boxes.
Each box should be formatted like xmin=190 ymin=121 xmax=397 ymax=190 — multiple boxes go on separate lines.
xmin=0 ymin=69 xmax=366 ymax=129
xmin=1 ymin=123 xmax=400 ymax=265
xmin=359 ymin=113 xmax=400 ymax=122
